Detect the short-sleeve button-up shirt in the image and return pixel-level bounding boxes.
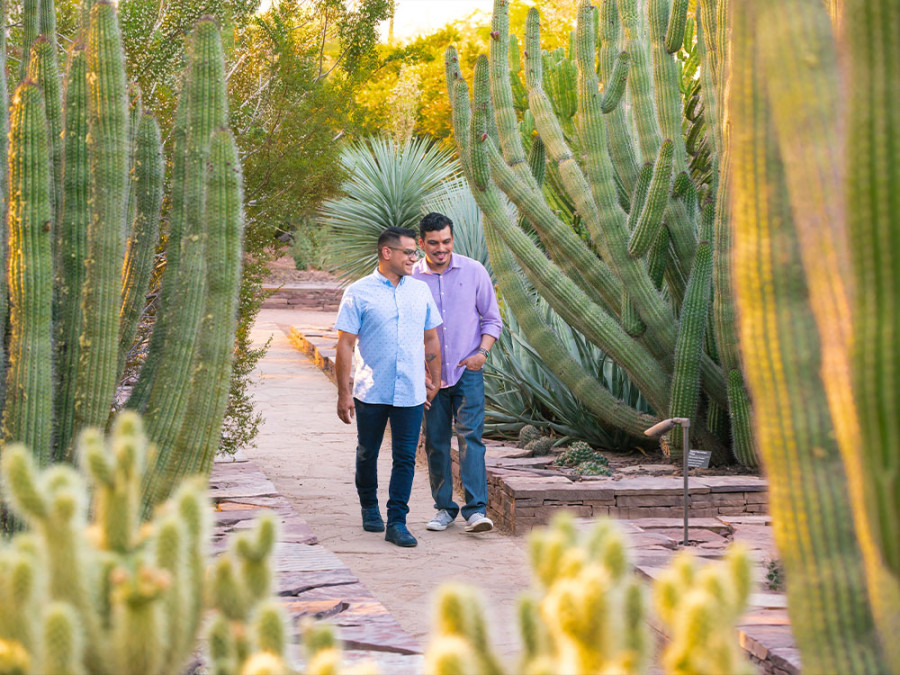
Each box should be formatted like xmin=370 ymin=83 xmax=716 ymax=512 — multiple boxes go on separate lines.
xmin=334 ymin=269 xmax=442 ymax=406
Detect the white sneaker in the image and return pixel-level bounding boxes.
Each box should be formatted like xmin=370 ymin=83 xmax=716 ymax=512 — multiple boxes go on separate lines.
xmin=464 ymin=512 xmax=494 ymax=533
xmin=426 ymin=509 xmax=455 ymax=531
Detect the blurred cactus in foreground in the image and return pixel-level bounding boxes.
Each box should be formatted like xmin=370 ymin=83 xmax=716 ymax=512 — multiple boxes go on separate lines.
xmin=654 ymin=546 xmax=753 ymax=675
xmin=729 ymin=0 xmax=896 ymax=670
xmin=425 ymin=514 xmax=751 ymax=675
xmin=0 ymin=411 xmax=329 ymax=675
xmin=0 ymin=411 xmax=209 ymax=675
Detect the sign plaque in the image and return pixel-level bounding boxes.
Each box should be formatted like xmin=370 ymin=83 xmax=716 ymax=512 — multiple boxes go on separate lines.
xmin=687 ymin=449 xmax=712 ymax=469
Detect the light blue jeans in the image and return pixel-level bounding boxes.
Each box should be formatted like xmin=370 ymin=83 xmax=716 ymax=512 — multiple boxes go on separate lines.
xmin=423 ymin=369 xmax=488 ymax=521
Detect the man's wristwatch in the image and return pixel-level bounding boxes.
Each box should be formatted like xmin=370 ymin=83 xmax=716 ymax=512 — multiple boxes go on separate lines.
xmin=477 ymin=348 xmax=490 ymax=358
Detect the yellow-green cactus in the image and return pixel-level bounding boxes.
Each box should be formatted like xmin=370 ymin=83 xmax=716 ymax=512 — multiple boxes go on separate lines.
xmin=0 ymin=411 xmax=313 ymax=675
xmin=425 ymin=514 xmax=755 ymax=675
xmin=654 ymin=546 xmax=754 ymax=674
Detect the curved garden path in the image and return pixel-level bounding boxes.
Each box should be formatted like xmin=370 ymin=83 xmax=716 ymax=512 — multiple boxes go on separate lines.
xmin=246 ymin=307 xmax=532 ymax=660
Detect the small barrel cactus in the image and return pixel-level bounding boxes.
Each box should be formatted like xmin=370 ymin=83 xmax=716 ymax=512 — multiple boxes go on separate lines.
xmin=554 ymin=441 xmax=600 ymax=467
xmin=517 ymin=424 xmax=541 ymax=448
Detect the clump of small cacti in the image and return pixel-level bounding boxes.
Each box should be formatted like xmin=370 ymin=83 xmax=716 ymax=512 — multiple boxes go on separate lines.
xmin=524 ymin=436 xmax=554 ymax=457
xmin=426 ymin=513 xmax=754 ymax=674
xmin=517 ymin=424 xmax=541 ymax=448
xmin=0 ymin=411 xmax=210 ymax=675
xmin=554 ymin=442 xmax=613 ymax=475
xmin=574 ymin=457 xmax=612 ymax=477
xmin=654 ymin=546 xmax=754 ymax=674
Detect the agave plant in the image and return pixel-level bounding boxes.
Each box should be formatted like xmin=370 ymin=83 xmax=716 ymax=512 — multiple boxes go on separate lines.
xmin=320 ymin=136 xmax=458 ymax=283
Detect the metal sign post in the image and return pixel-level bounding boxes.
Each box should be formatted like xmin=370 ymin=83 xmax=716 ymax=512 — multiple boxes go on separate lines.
xmin=644 ymin=417 xmax=692 ymax=546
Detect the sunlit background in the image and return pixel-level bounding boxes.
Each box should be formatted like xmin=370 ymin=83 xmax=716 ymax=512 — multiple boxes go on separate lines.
xmin=257 ymin=0 xmax=494 ymax=41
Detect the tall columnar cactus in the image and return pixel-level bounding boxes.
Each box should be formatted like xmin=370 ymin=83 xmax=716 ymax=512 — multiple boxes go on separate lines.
xmin=118 ymin=113 xmax=163 ymax=379
xmin=54 ymin=40 xmax=89 ymax=459
xmin=74 ymin=0 xmax=129 ymax=434
xmin=425 ymin=514 xmax=751 ymax=674
xmin=2 ymin=81 xmax=54 ymax=463
xmin=729 ymin=0 xmax=894 ymax=671
xmin=0 ymin=2 xmax=245 ymax=514
xmin=449 ymin=0 xmax=752 ymax=464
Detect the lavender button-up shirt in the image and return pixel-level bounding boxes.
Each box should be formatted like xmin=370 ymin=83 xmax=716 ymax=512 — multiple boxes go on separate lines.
xmin=412 ymin=253 xmax=502 ymax=388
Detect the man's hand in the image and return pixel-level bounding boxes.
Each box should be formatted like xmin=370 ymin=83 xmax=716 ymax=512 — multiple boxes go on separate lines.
xmin=459 ymin=352 xmax=487 ymax=371
xmin=425 ymin=380 xmax=438 ymax=410
xmin=337 ymin=392 xmax=355 ymax=424
xmin=335 ymin=330 xmax=358 ymax=424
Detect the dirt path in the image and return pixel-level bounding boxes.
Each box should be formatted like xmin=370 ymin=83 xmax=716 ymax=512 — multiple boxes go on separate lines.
xmin=244 ymin=308 xmax=532 ymax=660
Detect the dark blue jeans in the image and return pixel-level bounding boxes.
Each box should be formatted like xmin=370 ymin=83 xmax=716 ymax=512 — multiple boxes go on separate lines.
xmin=354 ymin=399 xmax=424 ymax=526
xmin=423 ymin=369 xmax=488 ymax=521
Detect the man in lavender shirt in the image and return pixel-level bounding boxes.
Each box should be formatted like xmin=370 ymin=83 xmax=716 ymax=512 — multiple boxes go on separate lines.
xmin=412 ymin=212 xmax=503 ymax=533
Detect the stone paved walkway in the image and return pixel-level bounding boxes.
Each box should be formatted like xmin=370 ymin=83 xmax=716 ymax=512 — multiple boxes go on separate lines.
xmin=243 ymin=308 xmax=532 ymax=665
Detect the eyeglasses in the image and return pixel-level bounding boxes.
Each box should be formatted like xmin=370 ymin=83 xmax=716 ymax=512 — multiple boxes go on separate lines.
xmin=387 ymin=247 xmax=423 ymax=259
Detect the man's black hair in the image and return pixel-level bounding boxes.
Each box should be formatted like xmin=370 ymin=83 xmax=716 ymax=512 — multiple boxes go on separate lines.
xmin=419 ymin=212 xmax=454 ymax=240
xmin=377 ymin=226 xmax=418 ymax=258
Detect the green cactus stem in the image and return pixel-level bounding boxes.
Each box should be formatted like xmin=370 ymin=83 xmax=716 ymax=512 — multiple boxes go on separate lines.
xmin=665 ymin=0 xmax=690 ymax=53
xmin=845 ymin=0 xmax=900 ymax=665
xmin=3 ymin=81 xmax=54 ymax=462
xmin=74 ymin=0 xmax=129 ymax=435
xmin=173 ymin=128 xmax=245 ymax=479
xmin=628 ymin=139 xmax=674 ymax=258
xmin=131 ymin=18 xmax=226 ymax=434
xmin=118 ymin=114 xmax=163 ymax=380
xmin=0 ymin=0 xmax=8 ymax=416
xmin=20 ymin=0 xmax=40 ymax=81
xmin=600 ymin=50 xmax=629 ymax=114
xmin=54 ymin=41 xmax=89 ymax=460
xmin=599 ymin=0 xmax=639 ymax=195
xmin=26 ymin=35 xmax=63 ymax=223
xmin=729 ymin=1 xmax=885 ymax=670
xmin=668 ymin=241 xmax=712 ymax=456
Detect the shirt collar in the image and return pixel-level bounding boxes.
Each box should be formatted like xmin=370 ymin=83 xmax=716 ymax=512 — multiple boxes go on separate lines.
xmin=373 ymin=267 xmax=406 ymax=287
xmin=415 ymin=253 xmax=459 ymax=275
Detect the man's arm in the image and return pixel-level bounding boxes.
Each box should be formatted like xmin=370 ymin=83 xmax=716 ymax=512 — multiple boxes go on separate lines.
xmin=459 ymin=265 xmax=502 ymax=371
xmin=424 ymin=327 xmax=442 ymax=409
xmin=459 ymin=334 xmax=497 ymax=371
xmin=335 ymin=330 xmax=358 ymax=424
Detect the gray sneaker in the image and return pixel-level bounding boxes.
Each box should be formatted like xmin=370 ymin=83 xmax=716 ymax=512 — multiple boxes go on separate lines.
xmin=464 ymin=512 xmax=494 ymax=533
xmin=426 ymin=509 xmax=455 ymax=531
